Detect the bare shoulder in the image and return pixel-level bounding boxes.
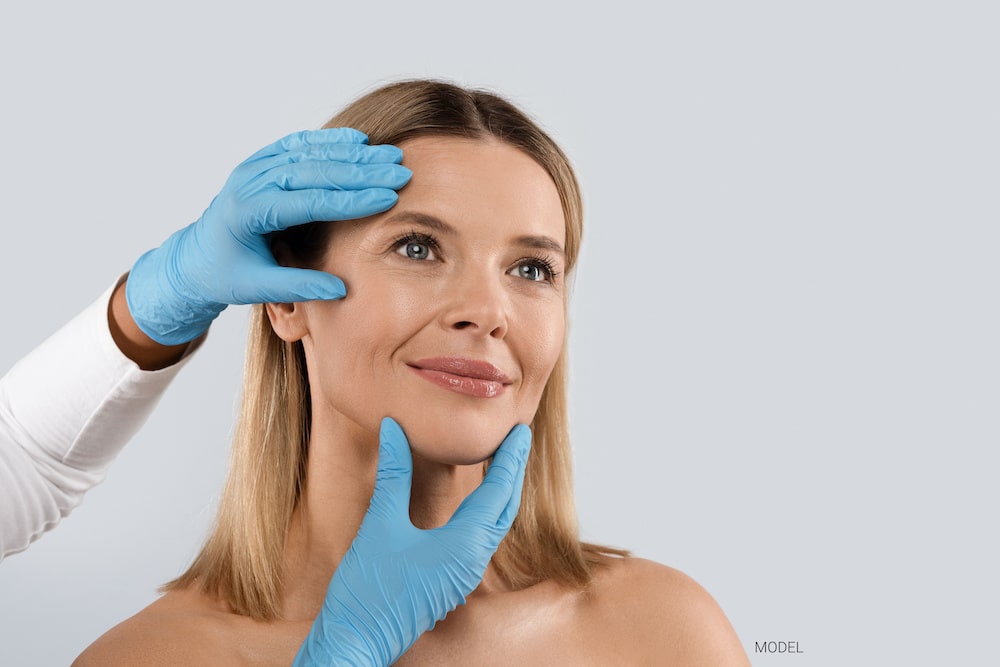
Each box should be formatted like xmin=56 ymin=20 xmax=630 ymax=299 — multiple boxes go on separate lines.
xmin=580 ymin=555 xmax=750 ymax=666
xmin=72 ymin=590 xmax=235 ymax=667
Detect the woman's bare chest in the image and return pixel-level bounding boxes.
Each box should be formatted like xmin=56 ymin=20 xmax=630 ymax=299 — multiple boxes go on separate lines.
xmin=393 ymin=588 xmax=624 ymax=666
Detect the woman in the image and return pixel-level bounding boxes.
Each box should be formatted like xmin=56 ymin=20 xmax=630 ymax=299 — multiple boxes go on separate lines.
xmin=75 ymin=80 xmax=749 ymax=665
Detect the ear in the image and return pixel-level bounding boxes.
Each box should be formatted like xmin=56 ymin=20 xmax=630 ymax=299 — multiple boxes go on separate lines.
xmin=265 ymin=301 xmax=310 ymax=342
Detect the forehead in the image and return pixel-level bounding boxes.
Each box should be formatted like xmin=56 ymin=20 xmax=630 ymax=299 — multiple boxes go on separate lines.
xmin=393 ymin=136 xmax=566 ymax=246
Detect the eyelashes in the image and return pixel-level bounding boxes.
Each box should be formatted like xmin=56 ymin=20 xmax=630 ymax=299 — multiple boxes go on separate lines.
xmin=517 ymin=253 xmax=560 ymax=282
xmin=389 ymin=229 xmax=560 ymax=284
xmin=392 ymin=230 xmax=439 ymax=249
xmin=391 ymin=230 xmax=440 ymax=261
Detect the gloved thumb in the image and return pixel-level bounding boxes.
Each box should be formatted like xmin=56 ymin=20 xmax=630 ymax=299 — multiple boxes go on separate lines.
xmin=450 ymin=424 xmax=531 ymax=531
xmin=236 ymin=266 xmax=347 ymax=304
xmin=367 ymin=417 xmax=415 ymax=522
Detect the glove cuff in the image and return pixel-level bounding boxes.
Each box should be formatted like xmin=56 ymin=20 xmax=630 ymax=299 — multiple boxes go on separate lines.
xmin=126 ymin=242 xmax=224 ymax=345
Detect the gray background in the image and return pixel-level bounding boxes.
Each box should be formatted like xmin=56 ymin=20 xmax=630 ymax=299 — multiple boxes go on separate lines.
xmin=1 ymin=1 xmax=997 ymax=665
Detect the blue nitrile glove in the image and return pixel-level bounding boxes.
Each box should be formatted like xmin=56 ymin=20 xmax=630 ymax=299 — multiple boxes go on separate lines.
xmin=293 ymin=418 xmax=532 ymax=667
xmin=126 ymin=128 xmax=411 ymax=345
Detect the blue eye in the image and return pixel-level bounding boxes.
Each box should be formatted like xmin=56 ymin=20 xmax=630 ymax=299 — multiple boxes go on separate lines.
xmin=393 ymin=232 xmax=438 ymax=261
xmin=399 ymin=242 xmax=431 ymax=260
xmin=508 ymin=260 xmax=555 ymax=283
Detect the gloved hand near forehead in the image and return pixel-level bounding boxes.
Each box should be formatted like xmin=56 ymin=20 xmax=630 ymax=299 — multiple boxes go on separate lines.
xmin=127 ymin=128 xmax=411 ymax=345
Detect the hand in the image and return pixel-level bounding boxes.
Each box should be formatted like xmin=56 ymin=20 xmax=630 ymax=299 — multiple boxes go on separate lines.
xmin=293 ymin=418 xmax=532 ymax=667
xmin=126 ymin=128 xmax=411 ymax=344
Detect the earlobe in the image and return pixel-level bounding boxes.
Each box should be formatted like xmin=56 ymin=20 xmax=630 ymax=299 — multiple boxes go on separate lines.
xmin=265 ymin=302 xmax=309 ymax=342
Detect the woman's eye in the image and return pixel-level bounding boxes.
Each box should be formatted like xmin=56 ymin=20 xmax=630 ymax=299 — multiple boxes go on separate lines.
xmin=509 ymin=262 xmax=550 ymax=283
xmin=396 ymin=241 xmax=434 ymax=260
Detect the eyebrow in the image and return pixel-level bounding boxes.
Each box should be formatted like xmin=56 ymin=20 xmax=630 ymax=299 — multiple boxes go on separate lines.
xmin=383 ymin=210 xmax=565 ymax=258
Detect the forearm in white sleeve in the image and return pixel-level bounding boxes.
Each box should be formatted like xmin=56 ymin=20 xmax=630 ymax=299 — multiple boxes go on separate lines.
xmin=0 ymin=281 xmax=202 ymax=561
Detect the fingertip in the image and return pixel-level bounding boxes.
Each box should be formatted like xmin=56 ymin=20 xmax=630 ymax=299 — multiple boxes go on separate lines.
xmin=334 ymin=187 xmax=399 ymax=219
xmin=373 ymin=164 xmax=412 ymax=190
xmin=380 ymin=144 xmax=404 ymax=163
xmin=504 ymin=424 xmax=532 ymax=461
xmin=377 ymin=417 xmax=413 ymax=474
xmin=372 ymin=417 xmax=413 ymax=515
xmin=482 ymin=425 xmax=531 ymax=486
xmin=379 ymin=416 xmax=409 ymax=456
xmin=321 ymin=270 xmax=346 ymax=290
xmin=314 ymin=276 xmax=347 ymax=301
xmin=264 ymin=269 xmax=346 ymax=303
xmin=396 ymin=164 xmax=413 ymax=184
xmin=350 ymin=128 xmax=370 ymax=144
xmin=320 ymin=127 xmax=369 ymax=144
xmin=293 ymin=270 xmax=346 ymax=301
xmin=247 ymin=128 xmax=372 ymax=163
xmin=493 ymin=425 xmax=531 ymax=528
xmin=380 ymin=416 xmax=404 ymax=441
xmin=366 ymin=187 xmax=400 ymax=210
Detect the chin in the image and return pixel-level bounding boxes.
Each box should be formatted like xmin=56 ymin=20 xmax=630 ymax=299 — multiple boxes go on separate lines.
xmin=394 ymin=412 xmax=516 ymax=466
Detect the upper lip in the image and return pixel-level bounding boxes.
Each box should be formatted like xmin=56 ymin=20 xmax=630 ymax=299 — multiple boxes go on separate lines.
xmin=410 ymin=357 xmax=513 ymax=384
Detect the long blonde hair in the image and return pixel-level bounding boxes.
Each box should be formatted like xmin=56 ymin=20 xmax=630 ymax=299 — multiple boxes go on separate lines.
xmin=166 ymin=80 xmax=625 ymax=619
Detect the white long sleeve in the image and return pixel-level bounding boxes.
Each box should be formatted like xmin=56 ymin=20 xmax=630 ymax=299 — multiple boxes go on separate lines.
xmin=0 ymin=283 xmax=201 ymax=561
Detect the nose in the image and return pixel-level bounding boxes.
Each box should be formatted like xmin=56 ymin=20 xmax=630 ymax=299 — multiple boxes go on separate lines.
xmin=440 ymin=272 xmax=509 ymax=340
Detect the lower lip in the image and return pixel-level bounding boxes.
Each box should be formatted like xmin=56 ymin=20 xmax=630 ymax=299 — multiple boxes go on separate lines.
xmin=410 ymin=367 xmax=508 ymax=398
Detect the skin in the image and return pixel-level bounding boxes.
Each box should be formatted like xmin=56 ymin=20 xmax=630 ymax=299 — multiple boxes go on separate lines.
xmin=108 ymin=279 xmax=190 ymax=371
xmin=75 ymin=137 xmax=750 ymax=666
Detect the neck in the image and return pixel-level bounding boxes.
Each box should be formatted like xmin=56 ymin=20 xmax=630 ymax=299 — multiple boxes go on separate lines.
xmin=280 ymin=412 xmax=486 ymax=621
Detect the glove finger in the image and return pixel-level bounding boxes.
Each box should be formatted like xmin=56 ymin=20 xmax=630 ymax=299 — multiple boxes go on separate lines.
xmin=228 ymin=266 xmax=346 ymax=304
xmin=368 ymin=417 xmax=415 ymax=522
xmin=497 ymin=429 xmax=530 ymax=530
xmin=244 ymin=128 xmax=369 ymax=162
xmin=262 ymin=161 xmax=412 ymax=192
xmin=247 ymin=143 xmax=404 ymax=173
xmin=246 ymin=188 xmax=400 ymax=234
xmin=448 ymin=425 xmax=531 ymax=530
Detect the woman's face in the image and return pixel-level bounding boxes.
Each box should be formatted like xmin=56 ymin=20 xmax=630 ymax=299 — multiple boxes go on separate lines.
xmin=279 ymin=136 xmax=567 ymax=464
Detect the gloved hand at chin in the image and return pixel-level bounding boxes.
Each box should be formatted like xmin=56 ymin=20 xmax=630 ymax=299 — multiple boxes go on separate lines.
xmin=126 ymin=128 xmax=411 ymax=345
xmin=293 ymin=418 xmax=532 ymax=667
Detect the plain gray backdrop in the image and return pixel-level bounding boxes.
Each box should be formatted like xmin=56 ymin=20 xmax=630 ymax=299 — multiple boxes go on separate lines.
xmin=1 ymin=1 xmax=997 ymax=665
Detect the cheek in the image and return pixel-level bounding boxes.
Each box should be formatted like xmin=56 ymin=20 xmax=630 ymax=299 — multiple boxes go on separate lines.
xmin=302 ymin=278 xmax=435 ymax=419
xmin=514 ymin=303 xmax=566 ymax=411
xmin=312 ymin=272 xmax=432 ymax=351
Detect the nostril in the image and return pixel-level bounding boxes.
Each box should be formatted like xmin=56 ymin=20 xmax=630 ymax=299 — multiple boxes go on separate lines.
xmin=454 ymin=321 xmax=473 ymax=330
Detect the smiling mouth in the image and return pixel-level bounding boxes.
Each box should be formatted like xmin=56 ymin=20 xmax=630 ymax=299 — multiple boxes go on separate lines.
xmin=408 ymin=357 xmax=512 ymax=398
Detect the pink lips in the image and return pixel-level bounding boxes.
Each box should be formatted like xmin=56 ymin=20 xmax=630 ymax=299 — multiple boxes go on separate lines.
xmin=409 ymin=357 xmax=512 ymax=398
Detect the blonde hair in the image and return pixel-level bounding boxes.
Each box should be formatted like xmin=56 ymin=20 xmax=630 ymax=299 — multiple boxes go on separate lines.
xmin=165 ymin=80 xmax=626 ymax=619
